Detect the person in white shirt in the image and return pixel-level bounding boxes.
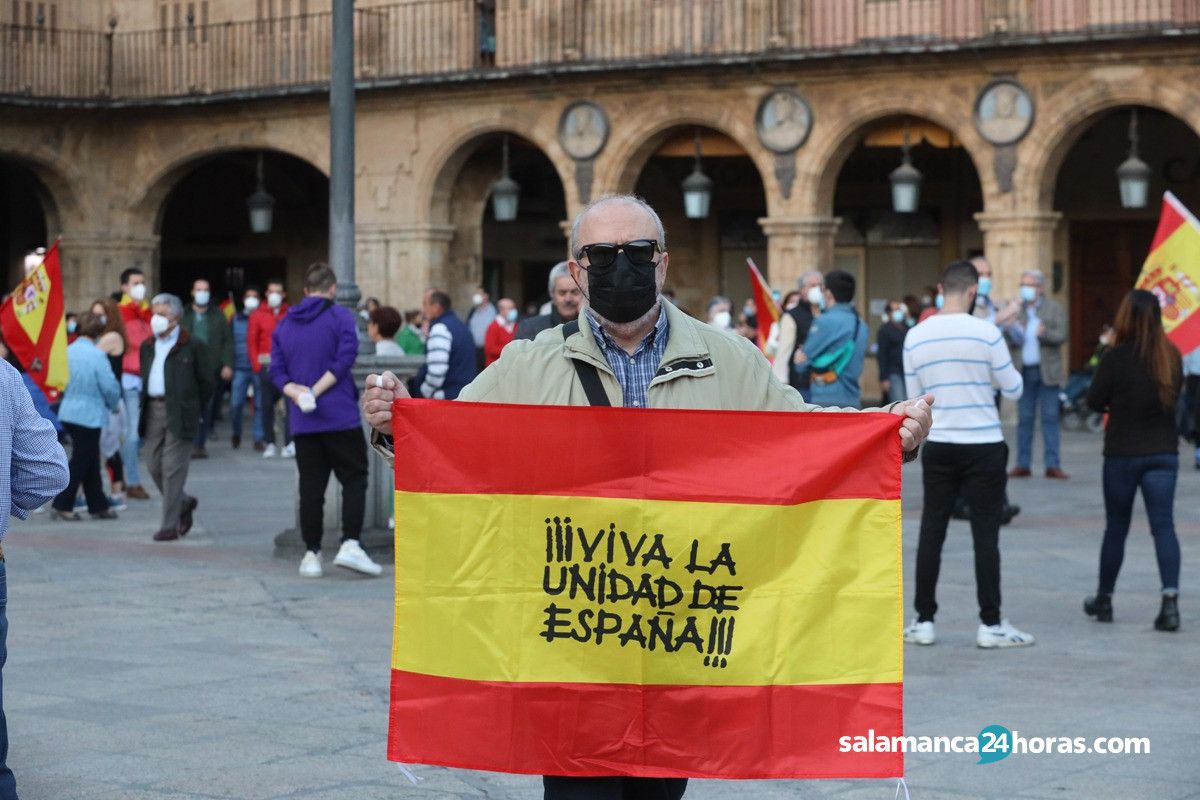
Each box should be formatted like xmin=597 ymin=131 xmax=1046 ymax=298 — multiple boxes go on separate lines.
xmin=902 ymin=260 xmax=1035 ymax=649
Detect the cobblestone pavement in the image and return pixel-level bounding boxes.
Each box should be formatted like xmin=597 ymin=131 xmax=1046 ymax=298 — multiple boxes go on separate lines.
xmin=6 ymin=424 xmax=1199 ymax=799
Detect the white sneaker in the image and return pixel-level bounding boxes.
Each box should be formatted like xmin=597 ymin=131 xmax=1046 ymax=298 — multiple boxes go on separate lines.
xmin=333 ymin=539 xmax=383 ymax=576
xmin=903 ymin=619 xmax=936 ymax=645
xmin=299 ymin=551 xmax=323 ymax=578
xmin=262 ymin=443 xmax=278 ymax=459
xmin=281 ymin=442 xmax=296 ymax=459
xmin=977 ymin=619 xmax=1035 ymax=649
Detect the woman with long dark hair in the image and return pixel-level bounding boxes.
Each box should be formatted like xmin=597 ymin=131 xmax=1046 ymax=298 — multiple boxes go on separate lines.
xmin=1084 ymin=289 xmax=1182 ymax=631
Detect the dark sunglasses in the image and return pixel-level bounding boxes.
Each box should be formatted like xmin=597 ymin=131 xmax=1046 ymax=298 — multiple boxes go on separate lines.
xmin=577 ymin=239 xmax=661 ymax=269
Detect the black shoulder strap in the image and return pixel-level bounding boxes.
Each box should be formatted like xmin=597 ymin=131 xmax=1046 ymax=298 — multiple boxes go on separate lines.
xmin=562 ymin=320 xmax=611 ymax=407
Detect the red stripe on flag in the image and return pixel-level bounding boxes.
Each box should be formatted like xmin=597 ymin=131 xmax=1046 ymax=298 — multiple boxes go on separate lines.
xmin=1150 ymin=192 xmax=1188 ymax=250
xmin=388 ymin=670 xmax=902 ymax=779
xmin=1168 ymin=308 xmax=1200 ymax=356
xmin=392 ymin=400 xmax=902 ymax=504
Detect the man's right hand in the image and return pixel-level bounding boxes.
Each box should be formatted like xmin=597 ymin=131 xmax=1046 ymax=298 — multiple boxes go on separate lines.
xmin=362 ymin=371 xmax=409 ymax=436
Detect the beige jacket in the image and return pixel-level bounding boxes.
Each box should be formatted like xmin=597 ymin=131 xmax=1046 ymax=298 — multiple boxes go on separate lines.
xmin=460 ymin=299 xmax=859 ymax=411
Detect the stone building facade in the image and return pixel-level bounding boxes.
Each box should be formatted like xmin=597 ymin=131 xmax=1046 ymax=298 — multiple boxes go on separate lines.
xmin=2 ymin=1 xmax=1199 ymax=385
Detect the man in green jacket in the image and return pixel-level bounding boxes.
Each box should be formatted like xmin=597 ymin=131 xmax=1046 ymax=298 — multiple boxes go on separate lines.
xmin=181 ymin=278 xmax=233 ymax=458
xmin=141 ymin=293 xmax=214 ymax=542
xmin=360 ymin=194 xmax=934 ymax=800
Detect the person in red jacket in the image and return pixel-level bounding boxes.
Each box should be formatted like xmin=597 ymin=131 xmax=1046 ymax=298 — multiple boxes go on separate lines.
xmin=248 ymin=279 xmax=292 ymax=457
xmin=117 ymin=267 xmax=153 ymax=500
xmin=484 ymin=297 xmax=517 ymax=367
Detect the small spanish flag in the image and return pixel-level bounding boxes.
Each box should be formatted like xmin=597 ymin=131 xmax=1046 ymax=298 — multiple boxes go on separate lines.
xmin=389 ymin=400 xmax=904 ymax=779
xmin=219 ymin=295 xmax=235 ymax=322
xmin=1137 ymin=192 xmax=1200 ymax=355
xmin=0 ymin=240 xmax=68 ymax=402
xmin=747 ymin=257 xmax=780 ymax=354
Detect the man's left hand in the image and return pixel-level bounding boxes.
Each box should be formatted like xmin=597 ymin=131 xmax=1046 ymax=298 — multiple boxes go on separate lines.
xmin=220 ymin=366 xmax=233 ymax=382
xmin=890 ymin=393 xmax=934 ymax=453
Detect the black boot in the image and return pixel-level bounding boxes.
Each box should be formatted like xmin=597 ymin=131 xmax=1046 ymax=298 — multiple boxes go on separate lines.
xmin=1154 ymin=595 xmax=1180 ymax=632
xmin=1084 ymin=594 xmax=1113 ymax=622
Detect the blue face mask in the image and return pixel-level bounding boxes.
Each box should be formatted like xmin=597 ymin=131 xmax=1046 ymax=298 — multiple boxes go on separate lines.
xmin=66 ymin=320 xmax=77 ymax=334
xmin=1020 ymin=285 xmax=1037 ymax=303
xmin=891 ymin=309 xmax=906 ymax=324
xmin=743 ymin=305 xmax=754 ymax=318
xmin=978 ymin=277 xmax=992 ymax=297
xmin=506 ymin=309 xmax=518 ymax=323
xmin=935 ymin=294 xmax=944 ymax=309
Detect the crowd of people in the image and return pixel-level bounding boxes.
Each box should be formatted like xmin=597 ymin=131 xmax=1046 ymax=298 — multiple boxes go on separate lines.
xmin=9 ymin=203 xmax=1195 ymax=616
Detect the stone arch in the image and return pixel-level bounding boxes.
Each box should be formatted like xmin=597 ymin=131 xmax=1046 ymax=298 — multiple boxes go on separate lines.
xmin=803 ymin=86 xmax=994 ymax=217
xmin=599 ymin=104 xmax=772 ymax=213
xmin=422 ymin=119 xmax=571 ymax=226
xmin=0 ymin=141 xmax=83 ymax=234
xmin=1021 ymin=75 xmax=1200 ymax=211
xmin=129 ymin=138 xmax=329 ymax=237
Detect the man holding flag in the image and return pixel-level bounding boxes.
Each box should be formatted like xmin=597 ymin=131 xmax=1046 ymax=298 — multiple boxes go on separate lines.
xmin=362 ymin=195 xmax=934 ymax=798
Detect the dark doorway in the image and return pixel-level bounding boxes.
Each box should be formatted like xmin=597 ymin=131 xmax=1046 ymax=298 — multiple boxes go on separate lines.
xmin=0 ymin=159 xmax=50 ymax=288
xmin=159 ymin=151 xmax=328 ymax=301
xmin=1068 ymin=220 xmax=1156 ymax=370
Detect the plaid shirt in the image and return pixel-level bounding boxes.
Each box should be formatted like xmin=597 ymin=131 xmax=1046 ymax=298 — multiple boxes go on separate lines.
xmin=0 ymin=361 xmax=68 ymax=540
xmin=584 ymin=306 xmax=669 ymax=408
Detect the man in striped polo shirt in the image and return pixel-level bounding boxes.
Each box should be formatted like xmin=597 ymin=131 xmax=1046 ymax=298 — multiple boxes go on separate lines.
xmin=902 ymin=260 xmax=1035 ymax=649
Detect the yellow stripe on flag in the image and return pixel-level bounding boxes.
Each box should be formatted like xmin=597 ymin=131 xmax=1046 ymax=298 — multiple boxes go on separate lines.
xmin=393 ymin=491 xmax=901 ymax=687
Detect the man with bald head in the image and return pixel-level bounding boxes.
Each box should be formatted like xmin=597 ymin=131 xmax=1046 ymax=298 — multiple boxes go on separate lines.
xmin=362 ymin=194 xmax=935 ymax=799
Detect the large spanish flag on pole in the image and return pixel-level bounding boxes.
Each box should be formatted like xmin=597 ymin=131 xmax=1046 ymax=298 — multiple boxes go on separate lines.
xmin=747 ymin=257 xmax=781 ymax=354
xmin=1137 ymin=192 xmax=1200 ymax=356
xmin=389 ymin=400 xmax=904 ymax=779
xmin=0 ymin=240 xmax=68 ymax=402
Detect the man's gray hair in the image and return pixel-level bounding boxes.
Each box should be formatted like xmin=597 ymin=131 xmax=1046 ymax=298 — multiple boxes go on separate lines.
xmin=568 ymin=194 xmax=667 ymax=260
xmin=547 ymin=261 xmax=571 ymax=296
xmin=798 ymin=271 xmax=823 ymax=289
xmin=151 ymin=293 xmax=183 ymax=319
xmin=1022 ymin=269 xmax=1045 ymax=286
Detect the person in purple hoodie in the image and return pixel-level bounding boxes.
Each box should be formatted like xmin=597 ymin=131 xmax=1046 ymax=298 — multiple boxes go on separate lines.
xmin=269 ymin=263 xmax=383 ymax=579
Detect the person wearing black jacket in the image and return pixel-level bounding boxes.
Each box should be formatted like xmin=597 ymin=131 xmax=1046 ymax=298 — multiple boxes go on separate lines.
xmin=514 ymin=261 xmax=581 ymax=341
xmin=1084 ymin=289 xmax=1183 ymax=631
xmin=876 ymin=299 xmax=909 ymax=404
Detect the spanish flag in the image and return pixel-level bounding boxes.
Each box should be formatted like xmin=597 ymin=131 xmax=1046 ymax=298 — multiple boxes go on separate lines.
xmin=747 ymin=257 xmax=781 ymax=354
xmin=389 ymin=400 xmax=904 ymax=779
xmin=1137 ymin=192 xmax=1200 ymax=355
xmin=0 ymin=240 xmax=68 ymax=402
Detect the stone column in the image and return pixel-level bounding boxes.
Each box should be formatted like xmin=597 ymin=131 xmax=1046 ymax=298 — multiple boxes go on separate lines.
xmin=356 ymin=223 xmax=455 ymax=309
xmin=757 ymin=216 xmax=841 ymax=291
xmin=974 ymin=210 xmax=1062 ymax=297
xmin=57 ymin=231 xmax=159 ymax=311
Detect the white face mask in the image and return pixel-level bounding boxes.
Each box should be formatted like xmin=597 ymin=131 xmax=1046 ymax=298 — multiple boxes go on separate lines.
xmin=267 ymin=292 xmax=283 ymax=309
xmin=193 ymin=290 xmax=210 ymax=307
xmin=243 ymin=296 xmax=260 ymax=311
xmin=129 ymin=283 xmax=147 ymax=302
xmin=472 ymin=293 xmax=484 ymax=307
xmin=150 ymin=314 xmax=171 ymax=336
xmin=712 ymin=310 xmax=732 ymax=329
xmin=807 ymin=287 xmax=825 ymax=308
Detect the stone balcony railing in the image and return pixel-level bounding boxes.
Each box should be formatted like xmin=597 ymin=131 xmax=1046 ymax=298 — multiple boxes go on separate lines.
xmin=2 ymin=0 xmax=1199 ymax=104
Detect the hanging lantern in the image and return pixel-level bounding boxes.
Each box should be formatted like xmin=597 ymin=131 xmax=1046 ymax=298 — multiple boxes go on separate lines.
xmin=890 ymin=120 xmax=923 ymax=214
xmin=491 ymin=135 xmax=520 ymax=222
xmin=1117 ymin=109 xmax=1152 ymax=210
xmin=246 ymin=152 xmax=275 ymax=234
xmin=682 ymin=128 xmax=713 ymax=220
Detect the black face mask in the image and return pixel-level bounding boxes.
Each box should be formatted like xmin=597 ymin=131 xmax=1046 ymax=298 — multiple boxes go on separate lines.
xmin=585 ymin=252 xmax=658 ymax=324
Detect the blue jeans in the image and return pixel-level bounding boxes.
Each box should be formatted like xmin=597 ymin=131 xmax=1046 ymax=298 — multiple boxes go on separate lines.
xmin=121 ymin=385 xmax=142 ymax=486
xmin=1099 ymin=454 xmax=1180 ymax=595
xmin=229 ymin=370 xmax=263 ymax=442
xmin=0 ymin=559 xmax=15 ymax=798
xmin=1016 ymin=366 xmax=1061 ymax=469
